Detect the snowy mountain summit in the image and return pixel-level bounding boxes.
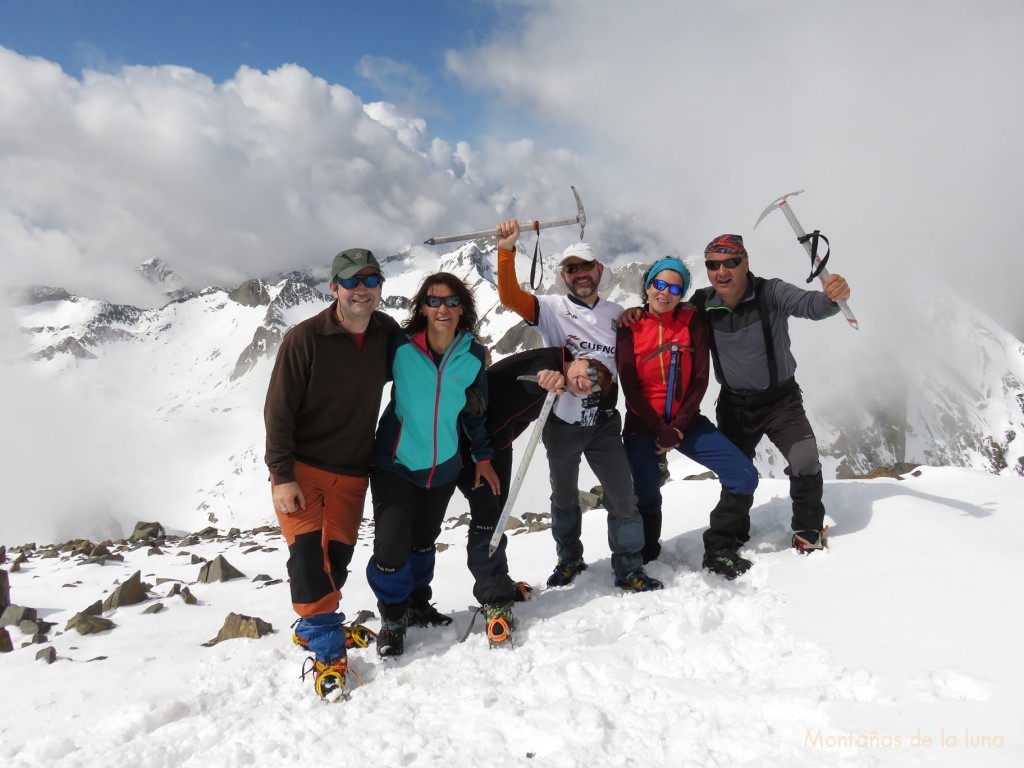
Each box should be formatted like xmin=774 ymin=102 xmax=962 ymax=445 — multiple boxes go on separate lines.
xmin=5 ymin=246 xmax=1024 ymax=542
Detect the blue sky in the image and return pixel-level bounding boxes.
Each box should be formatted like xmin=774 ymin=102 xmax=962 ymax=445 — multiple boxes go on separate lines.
xmin=0 ymin=0 xmax=513 ymax=144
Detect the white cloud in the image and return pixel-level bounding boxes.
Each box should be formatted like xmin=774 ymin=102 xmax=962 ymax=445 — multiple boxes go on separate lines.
xmin=447 ymin=0 xmax=1024 ymax=335
xmin=0 ymin=47 xmax=592 ymax=308
xmin=3 ymin=1 xmax=1022 ymax=337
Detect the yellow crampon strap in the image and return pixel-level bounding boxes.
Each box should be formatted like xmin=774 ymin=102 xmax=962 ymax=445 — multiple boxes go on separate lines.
xmin=345 ymin=623 xmax=377 ymax=649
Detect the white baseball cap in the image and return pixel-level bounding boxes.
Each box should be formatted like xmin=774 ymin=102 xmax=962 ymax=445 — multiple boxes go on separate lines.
xmin=558 ymin=242 xmax=601 ymax=266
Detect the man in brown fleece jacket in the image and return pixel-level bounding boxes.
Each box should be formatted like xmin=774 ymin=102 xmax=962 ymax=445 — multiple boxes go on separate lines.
xmin=263 ymin=247 xmax=397 ymax=699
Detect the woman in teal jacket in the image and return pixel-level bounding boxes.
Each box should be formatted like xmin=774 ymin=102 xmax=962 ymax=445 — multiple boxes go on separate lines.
xmin=369 ymin=272 xmax=499 ymax=657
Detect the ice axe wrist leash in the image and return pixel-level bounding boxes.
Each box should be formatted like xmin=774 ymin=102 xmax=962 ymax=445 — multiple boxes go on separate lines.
xmin=754 ymin=190 xmax=858 ymax=330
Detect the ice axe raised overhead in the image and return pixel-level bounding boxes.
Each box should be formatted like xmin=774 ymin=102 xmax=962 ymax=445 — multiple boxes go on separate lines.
xmin=424 ymin=186 xmax=586 ymax=245
xmin=754 ymin=190 xmax=859 ymax=330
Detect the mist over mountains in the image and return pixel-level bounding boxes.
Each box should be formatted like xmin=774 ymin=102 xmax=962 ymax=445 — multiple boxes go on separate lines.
xmin=4 ymin=243 xmax=1022 ymax=546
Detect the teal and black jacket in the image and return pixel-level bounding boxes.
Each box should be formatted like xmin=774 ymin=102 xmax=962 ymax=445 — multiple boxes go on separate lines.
xmin=373 ymin=328 xmax=492 ymax=488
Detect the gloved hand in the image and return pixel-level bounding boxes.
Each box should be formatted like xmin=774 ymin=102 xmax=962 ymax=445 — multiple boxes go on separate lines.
xmin=655 ymin=423 xmax=681 ymax=451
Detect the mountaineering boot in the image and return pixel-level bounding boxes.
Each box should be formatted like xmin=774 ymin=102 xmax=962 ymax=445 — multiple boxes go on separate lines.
xmin=483 ymin=601 xmax=515 ymax=648
xmin=615 ymin=568 xmax=664 ymax=592
xmin=792 ymin=526 xmax=829 ymax=553
xmin=300 ymin=654 xmax=349 ymax=702
xmin=512 ymin=581 xmax=535 ymax=602
xmin=407 ymin=603 xmax=453 ymax=627
xmin=407 ymin=586 xmax=453 ymax=627
xmin=343 ymin=623 xmax=377 ymax=649
xmin=546 ymin=559 xmax=588 ymax=587
xmin=377 ymin=613 xmax=408 ymax=658
xmin=702 ymin=549 xmax=753 ymax=580
xmin=641 ymin=512 xmax=663 ymax=564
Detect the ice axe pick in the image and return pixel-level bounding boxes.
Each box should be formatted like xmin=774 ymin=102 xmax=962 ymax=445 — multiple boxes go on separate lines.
xmin=754 ymin=190 xmax=859 ymax=330
xmin=424 ymin=186 xmax=586 ymax=246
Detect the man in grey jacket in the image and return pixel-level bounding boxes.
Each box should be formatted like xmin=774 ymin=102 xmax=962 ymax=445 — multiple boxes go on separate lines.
xmin=689 ymin=234 xmax=852 ymax=578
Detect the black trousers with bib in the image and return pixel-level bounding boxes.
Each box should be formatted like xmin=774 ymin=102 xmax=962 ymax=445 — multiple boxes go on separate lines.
xmin=716 ymin=378 xmax=826 ymax=534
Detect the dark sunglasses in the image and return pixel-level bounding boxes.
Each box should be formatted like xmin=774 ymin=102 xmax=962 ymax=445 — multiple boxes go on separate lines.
xmin=337 ymin=274 xmax=384 ymax=289
xmin=705 ymin=256 xmax=746 ymax=271
xmin=423 ymin=295 xmax=462 ymax=309
xmin=562 ymin=259 xmax=598 ymax=275
xmin=650 ymin=278 xmax=683 ymax=296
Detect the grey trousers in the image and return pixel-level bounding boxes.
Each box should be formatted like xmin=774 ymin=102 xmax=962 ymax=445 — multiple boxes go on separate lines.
xmin=541 ymin=412 xmax=643 ymax=578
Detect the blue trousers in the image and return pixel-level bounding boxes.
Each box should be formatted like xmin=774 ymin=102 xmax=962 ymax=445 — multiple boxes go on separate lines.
xmin=624 ymin=415 xmax=758 ymax=557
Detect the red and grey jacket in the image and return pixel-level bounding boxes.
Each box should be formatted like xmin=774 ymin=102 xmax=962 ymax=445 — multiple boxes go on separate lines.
xmin=616 ymin=305 xmax=710 ymax=440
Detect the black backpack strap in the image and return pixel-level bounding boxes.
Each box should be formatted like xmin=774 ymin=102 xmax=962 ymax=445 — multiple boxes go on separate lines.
xmin=692 ymin=289 xmax=730 ymax=391
xmin=754 ymin=276 xmax=778 ymax=390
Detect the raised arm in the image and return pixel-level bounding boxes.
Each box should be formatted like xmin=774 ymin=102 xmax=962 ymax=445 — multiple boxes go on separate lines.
xmin=496 ymin=219 xmax=539 ymax=324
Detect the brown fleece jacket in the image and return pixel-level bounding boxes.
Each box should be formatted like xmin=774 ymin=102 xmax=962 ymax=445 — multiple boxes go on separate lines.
xmin=264 ymin=302 xmax=397 ymax=483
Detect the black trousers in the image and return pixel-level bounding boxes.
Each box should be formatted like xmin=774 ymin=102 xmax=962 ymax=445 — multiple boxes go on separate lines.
xmin=716 ymin=379 xmax=826 ymax=533
xmin=456 ymin=447 xmax=519 ymax=604
xmin=367 ymin=468 xmax=456 ymax=614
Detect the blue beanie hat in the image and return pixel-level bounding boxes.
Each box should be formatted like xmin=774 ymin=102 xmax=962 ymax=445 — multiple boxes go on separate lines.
xmin=645 ymin=257 xmax=690 ymax=297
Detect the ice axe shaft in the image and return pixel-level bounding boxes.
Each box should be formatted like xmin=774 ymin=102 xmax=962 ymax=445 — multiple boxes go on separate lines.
xmin=488 ymin=384 xmax=558 ymax=557
xmin=755 ymin=190 xmax=859 ymax=330
xmin=425 ymin=186 xmax=586 ymax=246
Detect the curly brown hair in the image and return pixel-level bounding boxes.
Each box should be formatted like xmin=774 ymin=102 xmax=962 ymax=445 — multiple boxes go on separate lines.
xmin=403 ymin=272 xmax=480 ymax=335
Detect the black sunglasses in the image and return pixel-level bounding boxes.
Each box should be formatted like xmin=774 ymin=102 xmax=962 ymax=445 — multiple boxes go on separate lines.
xmin=562 ymin=259 xmax=598 ymax=275
xmin=650 ymin=278 xmax=683 ymax=296
xmin=705 ymin=256 xmax=746 ymax=271
xmin=337 ymin=274 xmax=384 ymax=289
xmin=423 ymin=295 xmax=462 ymax=309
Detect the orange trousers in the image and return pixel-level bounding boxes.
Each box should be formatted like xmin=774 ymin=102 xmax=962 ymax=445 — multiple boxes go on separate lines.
xmin=274 ymin=461 xmax=367 ymax=618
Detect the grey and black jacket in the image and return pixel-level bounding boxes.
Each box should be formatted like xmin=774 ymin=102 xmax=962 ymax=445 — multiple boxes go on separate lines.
xmin=690 ymin=273 xmax=839 ymax=395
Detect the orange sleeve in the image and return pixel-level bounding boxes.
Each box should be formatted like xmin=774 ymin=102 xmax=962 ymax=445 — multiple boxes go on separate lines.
xmin=497 ymin=246 xmax=538 ymax=324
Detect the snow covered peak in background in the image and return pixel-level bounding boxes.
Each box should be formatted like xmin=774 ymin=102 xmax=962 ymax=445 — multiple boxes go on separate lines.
xmin=3 ymin=245 xmax=1023 ymax=545
xmin=136 ymin=258 xmax=183 ymax=291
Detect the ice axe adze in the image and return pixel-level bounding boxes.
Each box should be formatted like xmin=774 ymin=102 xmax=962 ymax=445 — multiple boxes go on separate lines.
xmin=754 ymin=190 xmax=859 ymax=330
xmin=424 ymin=186 xmax=586 ymax=246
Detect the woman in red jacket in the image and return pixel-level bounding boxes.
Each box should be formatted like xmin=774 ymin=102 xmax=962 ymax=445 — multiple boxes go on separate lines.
xmin=617 ymin=257 xmax=759 ymax=576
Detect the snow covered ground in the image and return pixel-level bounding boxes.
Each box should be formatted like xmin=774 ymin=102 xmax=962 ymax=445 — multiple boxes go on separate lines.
xmin=2 ymin=463 xmax=1020 ymax=767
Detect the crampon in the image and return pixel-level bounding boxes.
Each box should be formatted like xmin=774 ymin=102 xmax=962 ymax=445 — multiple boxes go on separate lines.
xmin=300 ymin=655 xmax=360 ymax=702
xmin=483 ymin=602 xmax=515 ymax=649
